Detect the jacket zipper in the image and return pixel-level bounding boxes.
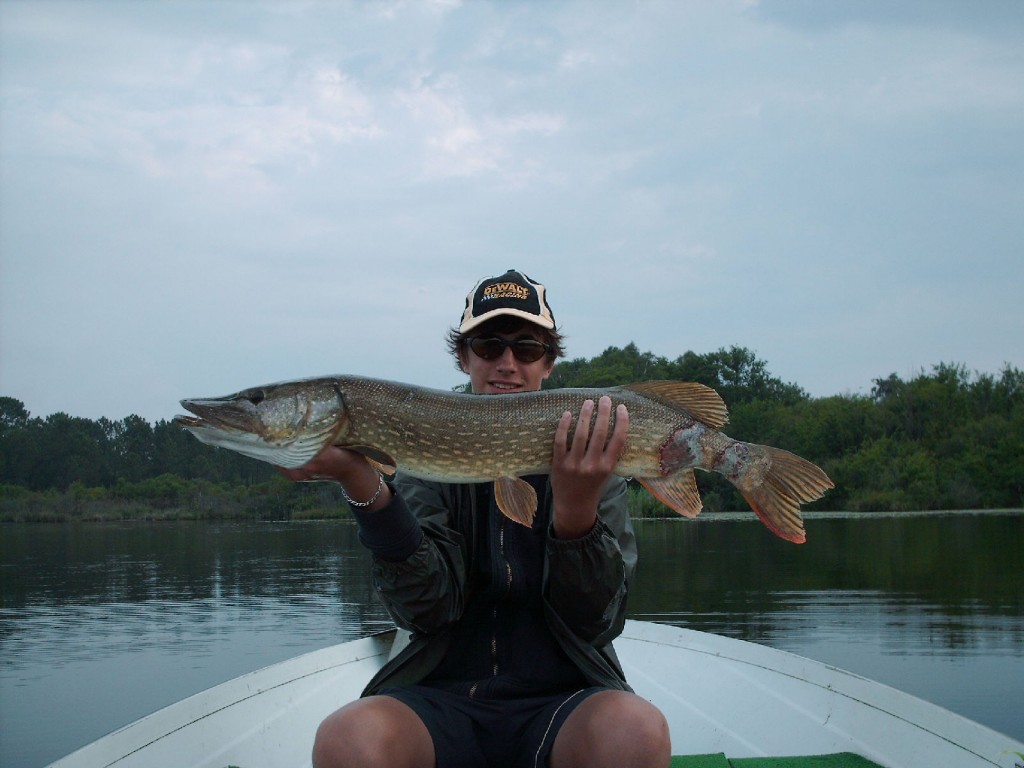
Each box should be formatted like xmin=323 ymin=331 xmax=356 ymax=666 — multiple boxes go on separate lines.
xmin=495 ymin=521 xmax=512 ymax=673
xmin=470 ymin=519 xmax=513 ymax=699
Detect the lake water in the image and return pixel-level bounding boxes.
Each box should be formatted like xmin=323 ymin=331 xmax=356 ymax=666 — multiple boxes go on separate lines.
xmin=2 ymin=511 xmax=1022 ymax=767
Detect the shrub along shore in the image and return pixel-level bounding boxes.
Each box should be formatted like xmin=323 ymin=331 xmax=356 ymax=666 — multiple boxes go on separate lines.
xmin=3 ymin=481 xmax=1021 ymax=525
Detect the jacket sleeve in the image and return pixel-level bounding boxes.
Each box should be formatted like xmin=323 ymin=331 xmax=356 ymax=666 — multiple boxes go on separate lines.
xmin=543 ymin=476 xmax=636 ymax=646
xmin=351 ymin=475 xmax=468 ymax=636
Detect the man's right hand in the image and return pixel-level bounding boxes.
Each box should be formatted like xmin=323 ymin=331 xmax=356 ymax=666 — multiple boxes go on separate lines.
xmin=278 ymin=446 xmax=392 ymax=511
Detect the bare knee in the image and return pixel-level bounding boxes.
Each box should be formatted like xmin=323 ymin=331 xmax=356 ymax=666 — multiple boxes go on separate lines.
xmin=552 ymin=691 xmax=671 ymax=768
xmin=619 ymin=696 xmax=671 ymax=764
xmin=312 ymin=696 xmax=434 ymax=768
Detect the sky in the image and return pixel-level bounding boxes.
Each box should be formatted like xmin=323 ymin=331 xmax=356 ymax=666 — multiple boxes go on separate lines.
xmin=2 ymin=0 xmax=1022 ymax=424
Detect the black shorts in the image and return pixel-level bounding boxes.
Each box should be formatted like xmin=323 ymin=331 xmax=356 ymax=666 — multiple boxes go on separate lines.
xmin=380 ymin=684 xmax=606 ymax=768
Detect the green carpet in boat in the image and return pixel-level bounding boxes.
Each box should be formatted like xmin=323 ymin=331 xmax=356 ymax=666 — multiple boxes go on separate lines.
xmin=670 ymin=753 xmax=882 ymax=768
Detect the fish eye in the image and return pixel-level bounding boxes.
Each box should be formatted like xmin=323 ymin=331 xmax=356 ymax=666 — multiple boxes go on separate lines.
xmin=246 ymin=390 xmax=265 ymax=406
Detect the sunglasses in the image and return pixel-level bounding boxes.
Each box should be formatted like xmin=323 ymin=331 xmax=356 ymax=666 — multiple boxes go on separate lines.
xmin=466 ymin=336 xmax=553 ymax=363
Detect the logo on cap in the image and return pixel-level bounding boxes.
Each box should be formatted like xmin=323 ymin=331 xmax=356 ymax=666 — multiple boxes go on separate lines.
xmin=482 ymin=282 xmax=531 ymax=302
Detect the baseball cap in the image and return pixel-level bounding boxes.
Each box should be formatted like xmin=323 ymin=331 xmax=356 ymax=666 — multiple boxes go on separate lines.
xmin=458 ymin=269 xmax=555 ymax=334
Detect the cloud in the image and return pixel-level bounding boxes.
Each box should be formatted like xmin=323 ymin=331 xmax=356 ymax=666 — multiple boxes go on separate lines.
xmin=396 ymin=73 xmax=564 ymax=181
xmin=10 ymin=61 xmax=381 ymax=196
xmin=749 ymin=0 xmax=1024 ymax=35
xmin=1 ymin=0 xmax=1021 ymax=421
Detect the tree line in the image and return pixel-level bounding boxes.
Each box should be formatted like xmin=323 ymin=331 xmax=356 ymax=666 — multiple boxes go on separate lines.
xmin=1 ymin=345 xmax=1021 ymax=521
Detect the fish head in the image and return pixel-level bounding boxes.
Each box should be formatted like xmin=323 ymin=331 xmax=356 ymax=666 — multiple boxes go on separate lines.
xmin=174 ymin=377 xmax=347 ymax=469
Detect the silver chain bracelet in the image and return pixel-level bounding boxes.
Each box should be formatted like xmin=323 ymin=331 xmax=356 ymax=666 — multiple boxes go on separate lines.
xmin=341 ymin=472 xmax=385 ymax=508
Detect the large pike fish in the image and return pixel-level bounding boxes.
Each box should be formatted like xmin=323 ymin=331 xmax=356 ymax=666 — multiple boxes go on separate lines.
xmin=175 ymin=376 xmax=833 ymax=543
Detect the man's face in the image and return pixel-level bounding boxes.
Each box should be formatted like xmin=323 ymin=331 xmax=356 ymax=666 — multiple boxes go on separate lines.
xmin=458 ymin=326 xmax=554 ymax=395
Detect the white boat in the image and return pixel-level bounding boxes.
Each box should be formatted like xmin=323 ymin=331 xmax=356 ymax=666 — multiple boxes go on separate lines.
xmin=48 ymin=620 xmax=1023 ymax=768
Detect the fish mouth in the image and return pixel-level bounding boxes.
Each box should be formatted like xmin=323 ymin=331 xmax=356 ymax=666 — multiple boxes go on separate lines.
xmin=176 ymin=397 xmax=262 ymax=434
xmin=172 ymin=413 xmax=250 ymax=436
xmin=173 ymin=401 xmax=311 ymax=468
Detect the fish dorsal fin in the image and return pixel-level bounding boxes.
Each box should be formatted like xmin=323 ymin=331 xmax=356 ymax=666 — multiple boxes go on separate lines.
xmin=636 ymin=470 xmax=703 ymax=518
xmin=623 ymin=381 xmax=729 ymax=429
xmin=493 ymin=477 xmax=537 ymax=527
xmin=342 ymin=445 xmax=398 ymax=476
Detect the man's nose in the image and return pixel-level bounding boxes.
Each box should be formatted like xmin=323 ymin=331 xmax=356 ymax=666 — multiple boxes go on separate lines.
xmin=496 ymin=345 xmax=518 ymax=368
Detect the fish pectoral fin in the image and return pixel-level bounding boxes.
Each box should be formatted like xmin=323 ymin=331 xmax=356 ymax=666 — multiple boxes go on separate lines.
xmin=493 ymin=477 xmax=537 ymax=527
xmin=341 ymin=445 xmax=398 ymax=476
xmin=365 ymin=458 xmax=397 ymax=477
xmin=637 ymin=470 xmax=704 ymax=518
xmin=623 ymin=381 xmax=729 ymax=429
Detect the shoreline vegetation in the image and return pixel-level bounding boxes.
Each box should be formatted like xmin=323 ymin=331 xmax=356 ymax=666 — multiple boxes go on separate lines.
xmin=3 ymin=345 xmax=1021 ymax=524
xmin=2 ymin=479 xmax=1021 ymax=525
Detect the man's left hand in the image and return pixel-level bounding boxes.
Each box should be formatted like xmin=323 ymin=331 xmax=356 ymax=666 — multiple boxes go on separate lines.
xmin=550 ymin=395 xmax=629 ymax=539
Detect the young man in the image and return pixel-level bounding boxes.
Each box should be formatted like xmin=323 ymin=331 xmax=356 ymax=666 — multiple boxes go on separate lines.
xmin=282 ymin=270 xmax=670 ymax=768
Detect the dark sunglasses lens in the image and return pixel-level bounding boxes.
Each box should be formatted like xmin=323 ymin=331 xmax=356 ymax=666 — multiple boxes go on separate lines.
xmin=470 ymin=338 xmax=505 ymax=360
xmin=511 ymin=340 xmax=547 ymax=362
xmin=469 ymin=338 xmax=548 ymax=362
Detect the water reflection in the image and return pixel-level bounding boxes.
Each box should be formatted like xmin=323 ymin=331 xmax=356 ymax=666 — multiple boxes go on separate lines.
xmin=1 ymin=514 xmax=1022 ymax=768
xmin=629 ymin=513 xmax=1024 ymax=643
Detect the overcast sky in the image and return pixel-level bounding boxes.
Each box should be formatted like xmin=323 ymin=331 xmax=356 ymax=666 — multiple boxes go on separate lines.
xmin=2 ymin=0 xmax=1022 ymax=424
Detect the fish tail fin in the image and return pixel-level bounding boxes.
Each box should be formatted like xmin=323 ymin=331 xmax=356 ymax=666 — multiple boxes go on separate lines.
xmin=738 ymin=446 xmax=834 ymax=544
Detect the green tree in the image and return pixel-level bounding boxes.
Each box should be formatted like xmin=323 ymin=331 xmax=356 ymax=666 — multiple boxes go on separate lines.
xmin=547 ymin=343 xmax=672 ymax=388
xmin=669 ymin=346 xmax=807 ymax=405
xmin=0 ymin=397 xmax=30 ymax=431
xmin=108 ymin=415 xmax=156 ymax=482
xmin=27 ymin=413 xmax=113 ymax=490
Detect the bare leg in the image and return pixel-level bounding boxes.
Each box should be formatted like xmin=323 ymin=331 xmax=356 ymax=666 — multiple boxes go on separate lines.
xmin=312 ymin=695 xmax=435 ymax=768
xmin=549 ymin=690 xmax=670 ymax=768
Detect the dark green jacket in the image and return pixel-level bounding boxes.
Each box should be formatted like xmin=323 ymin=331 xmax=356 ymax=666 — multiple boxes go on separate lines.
xmin=359 ymin=473 xmax=637 ymax=696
